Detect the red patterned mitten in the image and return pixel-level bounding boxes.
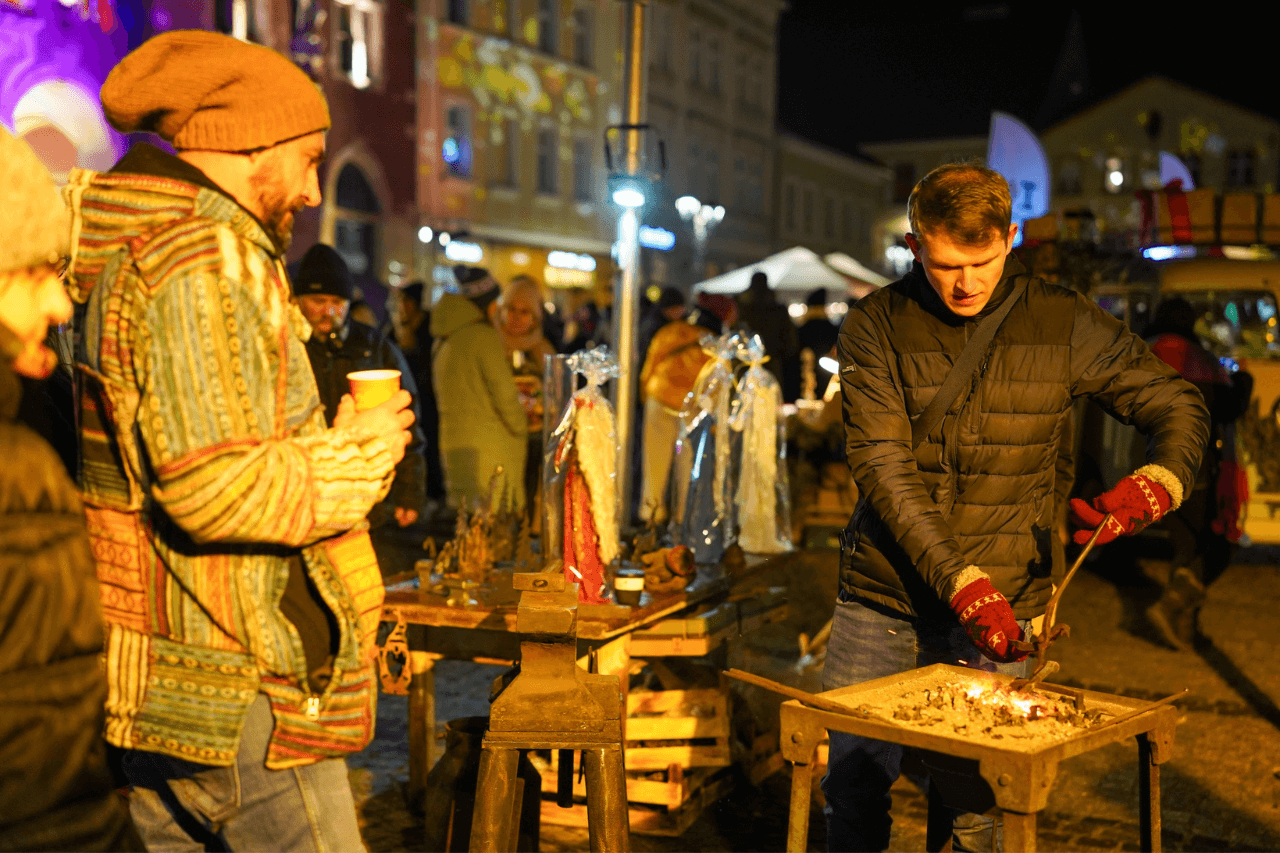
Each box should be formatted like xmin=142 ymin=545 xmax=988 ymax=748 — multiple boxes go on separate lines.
xmin=948 ymin=569 xmax=1027 ymax=663
xmin=1069 ymin=465 xmax=1179 ymax=545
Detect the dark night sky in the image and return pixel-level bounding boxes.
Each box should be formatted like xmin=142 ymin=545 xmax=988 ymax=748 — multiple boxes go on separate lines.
xmin=776 ymin=2 xmax=1276 ymax=153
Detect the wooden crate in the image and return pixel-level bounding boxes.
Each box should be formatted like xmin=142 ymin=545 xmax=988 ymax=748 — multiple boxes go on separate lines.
xmin=625 ymin=685 xmax=731 ymax=771
xmin=535 ymin=751 xmax=710 ymax=808
xmin=628 ymin=588 xmax=788 ymax=657
xmin=538 ymin=764 xmax=736 ymax=837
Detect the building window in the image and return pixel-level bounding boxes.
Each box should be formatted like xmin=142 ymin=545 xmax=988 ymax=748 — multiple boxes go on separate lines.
xmin=892 ymin=162 xmax=915 ymax=204
xmin=1103 ymin=156 xmax=1125 ymax=194
xmin=802 ymin=188 xmax=814 ymax=234
xmin=1227 ymin=150 xmax=1255 ymax=188
xmin=824 ymin=197 xmax=835 ymax=239
xmin=491 ymin=118 xmax=519 ymax=186
xmin=536 ymin=128 xmax=558 ymax=194
xmin=687 ymin=142 xmax=701 ymax=199
xmin=443 ymin=105 xmax=472 ymax=178
xmin=705 ymin=149 xmax=719 ymax=201
xmin=332 ymin=0 xmax=382 ymax=89
xmin=1182 ymin=152 xmax=1202 ymax=187
xmin=571 ymin=6 xmax=593 ymax=67
xmin=215 ymin=0 xmax=253 ymax=40
xmin=650 ymin=5 xmax=671 ymax=72
xmin=688 ymin=29 xmax=701 ymax=87
xmin=446 ymin=0 xmax=467 ymax=25
xmin=784 ymin=183 xmax=796 ymax=232
xmin=1056 ymin=157 xmax=1082 ymax=197
xmin=706 ymin=37 xmax=720 ymax=94
xmin=572 ymin=137 xmax=592 ymax=201
xmin=748 ymin=160 xmax=764 ymax=215
xmin=536 ymin=0 xmax=558 ymax=54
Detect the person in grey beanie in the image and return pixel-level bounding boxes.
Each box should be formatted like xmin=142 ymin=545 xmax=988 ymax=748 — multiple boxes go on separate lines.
xmin=0 ymin=125 xmax=142 ymax=851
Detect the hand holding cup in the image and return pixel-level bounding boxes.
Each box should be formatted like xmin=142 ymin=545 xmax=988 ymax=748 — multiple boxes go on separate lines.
xmin=335 ymin=370 xmax=415 ymax=464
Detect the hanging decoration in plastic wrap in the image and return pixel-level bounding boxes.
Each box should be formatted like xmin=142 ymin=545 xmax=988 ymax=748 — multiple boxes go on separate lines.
xmin=668 ymin=332 xmax=741 ymax=564
xmin=730 ymin=334 xmax=794 ymax=554
xmin=550 ymin=346 xmax=619 ymax=603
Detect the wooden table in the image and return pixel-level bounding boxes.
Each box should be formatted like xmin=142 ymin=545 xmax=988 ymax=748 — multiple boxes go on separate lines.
xmin=376 ymin=552 xmax=801 ymax=812
xmin=780 ymin=664 xmax=1179 ymax=853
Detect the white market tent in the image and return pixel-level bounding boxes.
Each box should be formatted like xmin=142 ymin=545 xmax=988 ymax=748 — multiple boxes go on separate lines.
xmin=696 ymin=246 xmax=850 ymax=297
xmin=819 ymin=251 xmax=890 ymax=290
xmin=697 ymin=246 xmax=889 ymax=301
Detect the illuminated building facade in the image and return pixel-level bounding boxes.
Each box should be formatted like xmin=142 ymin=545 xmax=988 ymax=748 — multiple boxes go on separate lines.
xmin=642 ymin=0 xmax=784 ymax=288
xmin=772 ymin=133 xmax=890 ymax=268
xmin=415 ymin=0 xmax=625 ymax=313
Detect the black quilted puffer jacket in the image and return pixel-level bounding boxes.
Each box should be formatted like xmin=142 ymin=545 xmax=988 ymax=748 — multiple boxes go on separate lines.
xmin=836 ymin=258 xmax=1209 ymax=621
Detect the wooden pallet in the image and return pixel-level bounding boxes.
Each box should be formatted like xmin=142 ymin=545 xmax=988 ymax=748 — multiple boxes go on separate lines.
xmin=627 ymin=588 xmax=788 ymax=657
xmin=535 ymin=751 xmax=712 ymax=807
xmin=625 ymin=685 xmax=732 ymax=771
xmin=538 ymin=765 xmax=737 ymax=837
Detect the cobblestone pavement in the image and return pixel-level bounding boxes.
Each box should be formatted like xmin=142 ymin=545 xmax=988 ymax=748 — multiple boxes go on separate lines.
xmin=348 ymin=545 xmax=1280 ymax=852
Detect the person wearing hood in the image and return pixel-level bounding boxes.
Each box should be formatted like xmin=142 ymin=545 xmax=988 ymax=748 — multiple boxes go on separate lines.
xmin=295 ymin=243 xmax=427 ymax=577
xmin=432 ymin=265 xmax=528 ymax=513
xmin=0 ymin=126 xmax=142 ymax=851
xmin=63 ymin=30 xmax=415 ymax=851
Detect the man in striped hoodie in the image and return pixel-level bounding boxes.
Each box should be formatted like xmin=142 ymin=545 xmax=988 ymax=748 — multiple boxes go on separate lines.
xmin=65 ymin=31 xmax=413 ymax=851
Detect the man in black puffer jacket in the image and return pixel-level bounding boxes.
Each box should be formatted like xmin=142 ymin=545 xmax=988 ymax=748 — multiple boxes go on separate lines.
xmin=294 ymin=243 xmax=427 ymax=577
xmin=825 ymin=163 xmax=1209 ymax=852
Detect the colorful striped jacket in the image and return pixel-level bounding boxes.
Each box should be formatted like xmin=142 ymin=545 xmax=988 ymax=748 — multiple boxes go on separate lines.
xmin=64 ymin=157 xmax=397 ymax=768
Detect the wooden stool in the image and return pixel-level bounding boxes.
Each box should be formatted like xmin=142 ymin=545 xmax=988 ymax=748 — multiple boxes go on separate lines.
xmin=469 ymin=573 xmax=631 ymax=853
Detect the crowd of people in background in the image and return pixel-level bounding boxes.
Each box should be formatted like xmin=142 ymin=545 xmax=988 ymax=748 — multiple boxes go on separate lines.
xmin=0 ymin=26 xmax=1252 ymax=853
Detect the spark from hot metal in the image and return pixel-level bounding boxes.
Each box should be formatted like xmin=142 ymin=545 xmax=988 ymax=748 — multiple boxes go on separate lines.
xmin=887 ymin=629 xmax=897 ymax=635
xmin=957 ymin=659 xmax=969 ymax=666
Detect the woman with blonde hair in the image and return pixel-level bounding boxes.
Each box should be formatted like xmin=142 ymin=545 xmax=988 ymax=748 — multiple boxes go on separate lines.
xmin=499 ymin=274 xmax=556 ymax=524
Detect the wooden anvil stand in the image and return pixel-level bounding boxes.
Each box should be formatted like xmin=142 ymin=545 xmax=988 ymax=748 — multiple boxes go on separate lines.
xmin=469 ymin=572 xmax=631 ymax=852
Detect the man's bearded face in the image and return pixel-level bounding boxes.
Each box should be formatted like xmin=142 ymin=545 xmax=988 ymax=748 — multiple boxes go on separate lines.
xmin=248 ymin=132 xmax=326 ymax=251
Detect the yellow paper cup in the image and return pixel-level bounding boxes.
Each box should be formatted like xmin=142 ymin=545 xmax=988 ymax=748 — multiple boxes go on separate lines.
xmin=348 ymin=369 xmax=401 ymax=411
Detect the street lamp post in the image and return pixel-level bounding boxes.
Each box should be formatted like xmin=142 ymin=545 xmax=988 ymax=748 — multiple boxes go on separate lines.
xmin=675 ymin=195 xmax=725 ymax=288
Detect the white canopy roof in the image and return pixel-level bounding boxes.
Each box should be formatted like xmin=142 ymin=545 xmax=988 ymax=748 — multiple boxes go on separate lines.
xmin=696 ymin=247 xmax=849 ymax=296
xmin=696 ymin=246 xmax=890 ymax=301
xmin=824 ymin=252 xmax=891 ymax=289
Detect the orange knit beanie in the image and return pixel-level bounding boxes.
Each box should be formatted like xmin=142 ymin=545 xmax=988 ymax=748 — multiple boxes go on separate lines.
xmin=101 ymin=30 xmax=330 ymax=152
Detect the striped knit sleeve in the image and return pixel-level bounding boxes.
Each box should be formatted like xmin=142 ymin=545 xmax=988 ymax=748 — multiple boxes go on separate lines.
xmin=135 ymin=266 xmax=396 ymax=546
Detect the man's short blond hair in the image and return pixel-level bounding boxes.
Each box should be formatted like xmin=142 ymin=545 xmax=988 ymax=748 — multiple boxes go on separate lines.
xmin=908 ymin=162 xmax=1012 ymax=246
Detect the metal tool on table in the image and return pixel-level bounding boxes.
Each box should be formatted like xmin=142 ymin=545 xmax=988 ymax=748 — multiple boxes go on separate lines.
xmin=1008 ymin=513 xmax=1113 ymax=692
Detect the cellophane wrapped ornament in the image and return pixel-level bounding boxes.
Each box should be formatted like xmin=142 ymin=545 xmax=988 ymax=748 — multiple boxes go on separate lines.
xmin=668 ymin=332 xmax=741 ymax=564
xmin=730 ymin=334 xmax=794 ymax=554
xmin=549 ymin=346 xmax=620 ymax=603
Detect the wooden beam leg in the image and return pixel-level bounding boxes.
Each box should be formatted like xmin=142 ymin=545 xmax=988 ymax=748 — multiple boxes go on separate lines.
xmin=470 ymin=746 xmax=519 ymax=853
xmin=787 ymin=761 xmax=814 ymax=853
xmin=408 ymin=652 xmax=439 ymax=813
xmin=583 ymin=746 xmax=631 ymax=853
xmin=1138 ymin=733 xmax=1162 ymax=852
xmin=1001 ymin=811 xmax=1037 ymax=853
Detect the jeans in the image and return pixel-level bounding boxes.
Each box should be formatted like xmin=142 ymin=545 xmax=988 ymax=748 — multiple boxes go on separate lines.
xmin=119 ymin=694 xmax=365 ymax=852
xmin=820 ymin=597 xmax=1032 ymax=853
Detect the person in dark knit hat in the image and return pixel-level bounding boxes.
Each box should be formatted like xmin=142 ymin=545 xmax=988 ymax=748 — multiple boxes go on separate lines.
xmin=294 ymin=243 xmax=428 ymax=578
xmin=64 ymin=30 xmax=415 ymax=851
xmin=430 ymin=265 xmax=527 ymax=512
xmin=0 ymin=124 xmax=143 ymax=853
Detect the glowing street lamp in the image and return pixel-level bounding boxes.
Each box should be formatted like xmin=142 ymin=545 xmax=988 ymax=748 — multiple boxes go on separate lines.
xmin=675 ymin=195 xmax=725 ymax=286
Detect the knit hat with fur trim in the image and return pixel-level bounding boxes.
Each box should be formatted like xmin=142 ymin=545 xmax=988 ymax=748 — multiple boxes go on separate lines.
xmin=101 ymin=30 xmax=330 ymax=152
xmin=0 ymin=125 xmax=69 ymax=274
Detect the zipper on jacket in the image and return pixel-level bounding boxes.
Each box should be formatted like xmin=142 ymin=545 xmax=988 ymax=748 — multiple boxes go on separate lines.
xmin=304 ymin=694 xmax=321 ymax=722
